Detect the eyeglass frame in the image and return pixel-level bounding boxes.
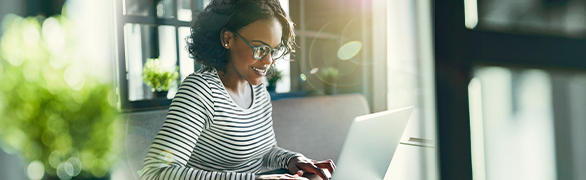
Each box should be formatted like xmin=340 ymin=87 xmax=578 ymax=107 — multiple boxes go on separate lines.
xmin=231 ymin=31 xmax=285 ymax=60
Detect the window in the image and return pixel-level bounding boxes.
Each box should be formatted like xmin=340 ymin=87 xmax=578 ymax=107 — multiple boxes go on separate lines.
xmin=286 ymin=0 xmax=370 ymax=99
xmin=114 ymin=0 xmax=207 ymax=111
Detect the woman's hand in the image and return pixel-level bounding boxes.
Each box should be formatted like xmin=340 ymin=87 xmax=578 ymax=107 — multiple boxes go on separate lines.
xmin=287 ymin=156 xmax=336 ymax=180
xmin=255 ymin=174 xmax=309 ymax=180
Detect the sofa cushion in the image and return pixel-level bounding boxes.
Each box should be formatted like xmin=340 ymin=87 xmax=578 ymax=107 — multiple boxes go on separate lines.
xmin=271 ymin=94 xmax=370 ymax=162
xmin=117 ymin=94 xmax=370 ymax=178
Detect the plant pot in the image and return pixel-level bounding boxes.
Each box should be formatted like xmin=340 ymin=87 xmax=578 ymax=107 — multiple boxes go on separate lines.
xmin=324 ymin=85 xmax=334 ymax=95
xmin=154 ymin=91 xmax=169 ymax=99
xmin=266 ymin=85 xmax=276 ymax=92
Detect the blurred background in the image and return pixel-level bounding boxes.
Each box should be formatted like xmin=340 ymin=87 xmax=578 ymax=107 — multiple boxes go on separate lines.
xmin=0 ymin=0 xmax=584 ymax=179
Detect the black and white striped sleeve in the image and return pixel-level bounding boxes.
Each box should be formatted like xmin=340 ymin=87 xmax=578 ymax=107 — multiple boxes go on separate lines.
xmin=141 ymin=74 xmax=255 ymax=180
xmin=261 ymin=145 xmax=305 ymax=170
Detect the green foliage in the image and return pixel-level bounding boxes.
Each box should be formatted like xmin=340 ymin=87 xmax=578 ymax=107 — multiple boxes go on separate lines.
xmin=0 ymin=12 xmax=119 ymax=179
xmin=320 ymin=67 xmax=339 ymax=83
xmin=142 ymin=58 xmax=179 ymax=92
xmin=267 ymin=68 xmax=282 ymax=87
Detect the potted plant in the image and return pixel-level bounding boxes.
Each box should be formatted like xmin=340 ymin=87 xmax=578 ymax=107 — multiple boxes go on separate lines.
xmin=267 ymin=68 xmax=282 ymax=92
xmin=320 ymin=67 xmax=339 ymax=95
xmin=0 ymin=13 xmax=118 ymax=180
xmin=142 ymin=58 xmax=179 ymax=99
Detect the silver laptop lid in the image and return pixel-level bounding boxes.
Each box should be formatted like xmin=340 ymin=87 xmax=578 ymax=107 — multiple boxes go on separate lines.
xmin=331 ymin=106 xmax=414 ymax=180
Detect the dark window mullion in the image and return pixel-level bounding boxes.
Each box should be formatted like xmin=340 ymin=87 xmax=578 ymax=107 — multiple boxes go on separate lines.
xmin=116 ymin=0 xmax=130 ymax=110
xmin=173 ymin=0 xmax=179 ymax=20
xmin=175 ymin=25 xmax=181 ymax=83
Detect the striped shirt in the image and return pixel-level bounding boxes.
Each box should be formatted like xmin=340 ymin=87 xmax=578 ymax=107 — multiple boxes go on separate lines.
xmin=141 ymin=68 xmax=304 ymax=180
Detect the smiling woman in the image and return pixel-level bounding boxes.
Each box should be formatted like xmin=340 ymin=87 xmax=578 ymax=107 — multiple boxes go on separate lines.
xmin=140 ymin=0 xmax=335 ymax=180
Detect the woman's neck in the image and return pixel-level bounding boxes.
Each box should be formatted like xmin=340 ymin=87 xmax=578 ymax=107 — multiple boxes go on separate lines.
xmin=217 ymin=65 xmax=249 ymax=97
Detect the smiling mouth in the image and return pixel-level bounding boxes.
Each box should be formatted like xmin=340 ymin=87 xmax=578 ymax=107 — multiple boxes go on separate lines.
xmin=252 ymin=66 xmax=267 ymax=75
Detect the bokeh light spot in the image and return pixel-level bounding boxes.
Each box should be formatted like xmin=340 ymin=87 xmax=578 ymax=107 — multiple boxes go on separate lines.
xmin=42 ymin=17 xmax=66 ymax=55
xmin=7 ymin=49 xmax=24 ymax=66
xmin=23 ymin=63 xmax=40 ymax=82
xmin=54 ymin=134 xmax=73 ymax=153
xmin=157 ymin=4 xmax=164 ymax=17
xmin=310 ymin=67 xmax=319 ymax=75
xmin=337 ymin=41 xmax=362 ymax=60
xmin=57 ymin=162 xmax=73 ymax=180
xmin=23 ymin=23 xmax=40 ymax=47
xmin=64 ymin=66 xmax=85 ymax=90
xmin=27 ymin=160 xmax=45 ymax=180
xmin=300 ymin=73 xmax=307 ymax=82
xmin=49 ymin=55 xmax=68 ymax=69
xmin=24 ymin=141 xmax=43 ymax=160
xmin=49 ymin=150 xmax=63 ymax=168
xmin=67 ymin=157 xmax=82 ymax=176
xmin=42 ymin=130 xmax=56 ymax=146
xmin=91 ymin=158 xmax=108 ymax=177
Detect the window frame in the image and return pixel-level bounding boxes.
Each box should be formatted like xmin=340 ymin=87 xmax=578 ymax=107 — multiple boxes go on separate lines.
xmin=114 ymin=0 xmax=203 ymax=112
xmin=434 ymin=0 xmax=586 ymax=179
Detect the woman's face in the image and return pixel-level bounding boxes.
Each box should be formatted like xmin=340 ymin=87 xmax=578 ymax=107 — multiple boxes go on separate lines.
xmin=225 ymin=18 xmax=282 ymax=85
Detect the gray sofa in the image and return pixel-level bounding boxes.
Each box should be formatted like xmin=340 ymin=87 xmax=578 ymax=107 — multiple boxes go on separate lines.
xmin=271 ymin=93 xmax=370 ymax=162
xmin=115 ymin=93 xmax=370 ymax=179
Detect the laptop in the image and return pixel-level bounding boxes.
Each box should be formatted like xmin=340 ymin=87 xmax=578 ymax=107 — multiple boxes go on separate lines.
xmin=258 ymin=106 xmax=414 ymax=180
xmin=331 ymin=106 xmax=413 ymax=180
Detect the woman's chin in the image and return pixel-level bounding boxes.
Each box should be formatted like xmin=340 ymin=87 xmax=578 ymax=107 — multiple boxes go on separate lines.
xmin=248 ymin=78 xmax=264 ymax=86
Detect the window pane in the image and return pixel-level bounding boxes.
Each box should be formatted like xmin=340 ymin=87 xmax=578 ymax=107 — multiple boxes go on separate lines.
xmin=472 ymin=0 xmax=586 ymax=38
xmin=124 ymin=23 xmax=155 ymax=101
xmin=202 ymin=0 xmax=212 ymax=9
xmin=124 ymin=24 xmax=179 ymax=101
xmin=177 ymin=0 xmax=192 ymax=22
xmin=470 ymin=67 xmax=586 ymax=180
xmin=274 ymin=57 xmax=291 ymax=93
xmin=470 ymin=67 xmax=557 ymax=179
xmin=178 ymin=27 xmax=194 ymax=82
xmin=158 ymin=26 xmax=178 ymax=98
xmin=275 ymin=0 xmax=290 ymax=93
xmin=156 ymin=0 xmax=175 ymax=19
xmin=124 ymin=0 xmax=151 ymax=16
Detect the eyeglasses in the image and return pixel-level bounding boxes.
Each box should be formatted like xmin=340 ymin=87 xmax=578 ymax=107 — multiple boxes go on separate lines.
xmin=232 ymin=31 xmax=286 ymax=60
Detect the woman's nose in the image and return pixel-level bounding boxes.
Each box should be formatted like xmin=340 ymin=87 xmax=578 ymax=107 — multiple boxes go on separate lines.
xmin=260 ymin=53 xmax=273 ymax=65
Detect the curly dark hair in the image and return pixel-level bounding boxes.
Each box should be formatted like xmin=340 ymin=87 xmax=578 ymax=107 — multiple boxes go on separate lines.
xmin=187 ymin=0 xmax=295 ymax=77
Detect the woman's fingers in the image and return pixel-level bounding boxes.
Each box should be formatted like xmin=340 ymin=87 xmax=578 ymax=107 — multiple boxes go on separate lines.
xmin=294 ymin=158 xmax=337 ymax=180
xmin=317 ymin=167 xmax=330 ymax=180
xmin=314 ymin=159 xmax=336 ymax=175
xmin=296 ymin=170 xmax=304 ymax=176
xmin=298 ymin=163 xmax=329 ymax=180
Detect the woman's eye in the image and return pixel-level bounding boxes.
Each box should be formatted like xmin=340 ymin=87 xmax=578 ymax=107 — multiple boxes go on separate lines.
xmin=259 ymin=47 xmax=270 ymax=54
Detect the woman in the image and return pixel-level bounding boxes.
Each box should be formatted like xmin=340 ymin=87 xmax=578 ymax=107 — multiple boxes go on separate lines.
xmin=141 ymin=0 xmax=336 ymax=179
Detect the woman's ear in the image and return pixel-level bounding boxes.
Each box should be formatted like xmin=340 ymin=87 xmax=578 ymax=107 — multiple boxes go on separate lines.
xmin=221 ymin=29 xmax=233 ymax=49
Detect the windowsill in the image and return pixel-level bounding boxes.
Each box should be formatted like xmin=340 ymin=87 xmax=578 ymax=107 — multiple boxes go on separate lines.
xmin=123 ymin=99 xmax=173 ymax=113
xmin=122 ymin=91 xmax=325 ymax=112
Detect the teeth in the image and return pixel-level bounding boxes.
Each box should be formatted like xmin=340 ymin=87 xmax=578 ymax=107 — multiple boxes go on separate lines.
xmin=252 ymin=67 xmax=266 ymax=73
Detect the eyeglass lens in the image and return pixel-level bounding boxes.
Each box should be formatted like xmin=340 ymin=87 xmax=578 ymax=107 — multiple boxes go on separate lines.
xmin=254 ymin=46 xmax=284 ymax=60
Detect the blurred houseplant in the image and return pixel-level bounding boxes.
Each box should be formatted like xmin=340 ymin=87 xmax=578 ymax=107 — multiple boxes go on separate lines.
xmin=142 ymin=58 xmax=179 ymax=98
xmin=267 ymin=68 xmax=282 ymax=92
xmin=320 ymin=67 xmax=339 ymax=95
xmin=0 ymin=11 xmax=119 ymax=180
